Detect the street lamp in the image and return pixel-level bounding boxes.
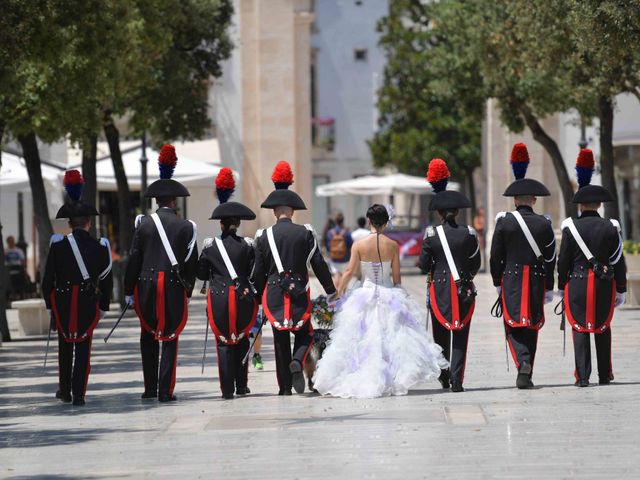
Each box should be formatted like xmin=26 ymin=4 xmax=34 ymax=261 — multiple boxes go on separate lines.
xmin=140 ymin=133 xmax=148 ymax=215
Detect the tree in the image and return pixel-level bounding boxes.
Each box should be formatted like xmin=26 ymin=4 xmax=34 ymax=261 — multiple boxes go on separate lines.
xmin=370 ymin=0 xmax=485 ymax=211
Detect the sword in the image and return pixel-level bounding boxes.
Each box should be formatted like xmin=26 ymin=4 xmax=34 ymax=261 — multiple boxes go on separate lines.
xmin=425 ymin=273 xmax=432 ymax=333
xmin=43 ymin=312 xmax=55 ymax=371
xmin=103 ymin=303 xmax=130 ymax=343
xmin=201 ymin=315 xmax=209 ymax=374
xmin=555 ymin=299 xmax=566 ymax=357
xmin=491 ymin=295 xmax=509 ymax=372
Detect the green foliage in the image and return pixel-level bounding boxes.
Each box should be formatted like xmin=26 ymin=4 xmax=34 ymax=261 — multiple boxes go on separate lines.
xmin=623 ymin=240 xmax=640 ymax=256
xmin=371 ymin=0 xmax=484 ymax=177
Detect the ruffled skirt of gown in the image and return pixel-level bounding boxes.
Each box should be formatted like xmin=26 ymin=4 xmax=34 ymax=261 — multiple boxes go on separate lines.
xmin=312 ymin=284 xmax=448 ymax=398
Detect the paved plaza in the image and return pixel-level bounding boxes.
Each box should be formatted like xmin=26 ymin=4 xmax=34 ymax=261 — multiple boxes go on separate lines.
xmin=1 ymin=272 xmax=639 ymax=479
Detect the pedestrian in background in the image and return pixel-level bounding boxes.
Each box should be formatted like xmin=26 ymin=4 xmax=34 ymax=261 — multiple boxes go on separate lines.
xmin=351 ymin=216 xmax=370 ymax=243
xmin=326 ymin=212 xmax=353 ymax=284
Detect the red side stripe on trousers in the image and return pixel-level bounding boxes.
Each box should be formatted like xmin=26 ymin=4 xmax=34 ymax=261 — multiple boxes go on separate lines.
xmin=229 ymin=285 xmax=237 ymax=338
xmin=69 ymin=285 xmax=79 ymax=336
xmin=156 ymin=272 xmax=166 ymax=336
xmin=519 ymin=265 xmax=530 ymax=325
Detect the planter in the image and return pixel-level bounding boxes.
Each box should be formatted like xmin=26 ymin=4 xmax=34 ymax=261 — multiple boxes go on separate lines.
xmin=11 ymin=299 xmax=49 ymax=336
xmin=625 ymin=255 xmax=640 ymax=307
xmin=625 ymin=254 xmax=640 ymax=273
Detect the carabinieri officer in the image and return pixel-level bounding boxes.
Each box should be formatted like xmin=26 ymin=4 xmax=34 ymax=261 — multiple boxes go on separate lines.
xmin=125 ymin=145 xmax=198 ymax=402
xmin=197 ymin=167 xmax=258 ymax=399
xmin=252 ymin=161 xmax=336 ymax=395
xmin=490 ymin=143 xmax=556 ymax=389
xmin=419 ymin=159 xmax=480 ymax=393
xmin=42 ymin=170 xmax=113 ymax=406
xmin=557 ymin=149 xmax=627 ymax=387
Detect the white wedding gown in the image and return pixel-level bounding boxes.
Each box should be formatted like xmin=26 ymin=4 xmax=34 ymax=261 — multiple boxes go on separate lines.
xmin=313 ymin=261 xmax=448 ymax=398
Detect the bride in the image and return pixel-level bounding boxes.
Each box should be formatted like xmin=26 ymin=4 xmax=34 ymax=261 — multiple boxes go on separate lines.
xmin=313 ymin=204 xmax=448 ymax=398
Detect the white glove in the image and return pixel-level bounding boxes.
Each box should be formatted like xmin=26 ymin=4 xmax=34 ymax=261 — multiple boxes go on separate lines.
xmin=187 ymin=297 xmax=191 ymax=305
xmin=495 ymin=286 xmax=502 ymax=296
xmin=125 ymin=295 xmax=134 ymax=306
xmin=615 ymin=292 xmax=626 ymax=308
xmin=100 ymin=310 xmax=106 ymax=319
xmin=544 ymin=290 xmax=554 ymax=304
xmin=556 ymin=290 xmax=564 ymax=299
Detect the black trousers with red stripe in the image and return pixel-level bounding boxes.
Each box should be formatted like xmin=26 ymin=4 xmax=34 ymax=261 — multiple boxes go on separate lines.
xmin=432 ymin=319 xmax=470 ymax=384
xmin=140 ymin=330 xmax=179 ymax=396
xmin=272 ymin=322 xmax=313 ymax=391
xmin=572 ymin=329 xmax=613 ymax=382
xmin=58 ymin=334 xmax=92 ymax=399
xmin=216 ymin=337 xmax=250 ymax=396
xmin=505 ymin=325 xmax=539 ymax=374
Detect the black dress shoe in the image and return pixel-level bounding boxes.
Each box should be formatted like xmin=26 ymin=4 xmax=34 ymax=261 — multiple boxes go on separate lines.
xmin=438 ymin=371 xmax=451 ymax=390
xmin=72 ymin=396 xmax=85 ymax=406
xmin=236 ymin=387 xmax=250 ymax=395
xmin=451 ymin=382 xmax=464 ymax=393
xmin=516 ymin=362 xmax=532 ymax=389
xmin=528 ymin=380 xmax=535 ymax=388
xmin=158 ymin=394 xmax=177 ymax=402
xmin=56 ymin=390 xmax=72 ymax=403
xmin=575 ymin=379 xmax=589 ymax=387
xmin=141 ymin=391 xmax=157 ymax=399
xmin=222 ymin=393 xmax=235 ymax=400
xmin=598 ymin=378 xmax=611 ymax=385
xmin=289 ymin=360 xmax=305 ymax=394
xmin=278 ymin=389 xmax=292 ymax=396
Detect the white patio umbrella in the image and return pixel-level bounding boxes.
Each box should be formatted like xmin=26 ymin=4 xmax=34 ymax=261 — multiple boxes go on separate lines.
xmin=315 ymin=173 xmax=460 ymax=197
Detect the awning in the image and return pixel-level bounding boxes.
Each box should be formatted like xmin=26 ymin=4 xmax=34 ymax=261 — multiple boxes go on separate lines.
xmin=315 ymin=173 xmax=460 ymax=197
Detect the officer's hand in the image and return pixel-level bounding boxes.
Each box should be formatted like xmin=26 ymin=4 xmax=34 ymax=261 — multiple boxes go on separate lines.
xmin=544 ymin=290 xmax=554 ymax=304
xmin=187 ymin=297 xmax=191 ymax=305
xmin=495 ymin=286 xmax=502 ymax=296
xmin=556 ymin=290 xmax=564 ymax=299
xmin=124 ymin=295 xmax=134 ymax=306
xmin=100 ymin=310 xmax=106 ymax=319
xmin=615 ymin=292 xmax=626 ymax=308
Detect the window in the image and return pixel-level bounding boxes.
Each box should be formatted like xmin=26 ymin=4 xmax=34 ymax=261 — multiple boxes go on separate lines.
xmin=355 ymin=1 xmax=363 ymax=5
xmin=354 ymin=49 xmax=368 ymax=61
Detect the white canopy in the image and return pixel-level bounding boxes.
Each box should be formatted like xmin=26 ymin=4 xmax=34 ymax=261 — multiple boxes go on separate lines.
xmin=92 ymin=147 xmax=224 ymax=191
xmin=315 ymin=173 xmax=460 ymax=197
xmin=0 ymin=152 xmax=62 ymax=191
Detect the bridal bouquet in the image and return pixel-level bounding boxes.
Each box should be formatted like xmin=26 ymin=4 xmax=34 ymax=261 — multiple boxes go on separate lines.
xmin=311 ymin=295 xmax=336 ymax=328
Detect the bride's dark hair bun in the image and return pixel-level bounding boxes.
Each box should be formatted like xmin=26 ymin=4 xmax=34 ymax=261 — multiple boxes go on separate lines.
xmin=366 ymin=204 xmax=389 ymax=227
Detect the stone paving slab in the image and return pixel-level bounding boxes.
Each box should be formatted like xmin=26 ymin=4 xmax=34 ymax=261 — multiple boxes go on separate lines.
xmin=1 ymin=272 xmax=639 ymax=479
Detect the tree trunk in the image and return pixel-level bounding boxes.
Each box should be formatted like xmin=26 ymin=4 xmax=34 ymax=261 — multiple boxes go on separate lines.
xmin=0 ymin=224 xmax=11 ymax=342
xmin=522 ymin=112 xmax=576 ymax=218
xmin=18 ymin=132 xmax=54 ymax=281
xmin=81 ymin=134 xmax=98 ymax=238
xmin=103 ymin=120 xmax=134 ymax=254
xmin=598 ymin=96 xmax=620 ymax=220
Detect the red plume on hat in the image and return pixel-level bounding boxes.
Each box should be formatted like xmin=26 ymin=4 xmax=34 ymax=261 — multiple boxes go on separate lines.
xmin=510 ymin=143 xmax=530 ymax=180
xmin=272 ymin=161 xmax=294 ymax=190
xmin=427 ymin=158 xmax=450 ymax=193
xmin=215 ymin=167 xmax=235 ymax=203
xmin=158 ymin=144 xmax=177 ymax=179
xmin=64 ymin=170 xmax=84 ymax=202
xmin=575 ymin=148 xmax=595 ymax=188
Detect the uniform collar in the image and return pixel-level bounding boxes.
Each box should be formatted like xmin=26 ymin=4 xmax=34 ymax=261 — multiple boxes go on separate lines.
xmin=221 ymin=231 xmax=238 ymax=240
xmin=515 ymin=205 xmax=534 ymax=214
xmin=72 ymin=228 xmax=91 ymax=238
xmin=156 ymin=207 xmax=177 ymax=215
xmin=277 ymin=217 xmax=292 ymax=223
xmin=579 ymin=210 xmax=600 ymax=218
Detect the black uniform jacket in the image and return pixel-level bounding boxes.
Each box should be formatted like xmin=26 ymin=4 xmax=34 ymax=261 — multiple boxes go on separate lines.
xmin=252 ymin=218 xmax=335 ymax=331
xmin=419 ymin=222 xmax=481 ymax=331
xmin=557 ymin=211 xmax=626 ymax=333
xmin=124 ymin=208 xmax=198 ymax=340
xmin=42 ymin=229 xmax=113 ymax=342
xmin=196 ymin=232 xmax=258 ymax=345
xmin=490 ymin=205 xmax=556 ymax=329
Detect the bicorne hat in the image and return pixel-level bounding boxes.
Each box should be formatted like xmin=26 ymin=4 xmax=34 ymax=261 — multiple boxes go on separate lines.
xmin=502 ymin=143 xmax=551 ymax=197
xmin=210 ymin=167 xmax=256 ymax=220
xmin=55 ymin=170 xmax=100 ymax=219
xmin=427 ymin=159 xmax=472 ymax=211
xmin=144 ymin=145 xmax=190 ymax=198
xmin=260 ymin=161 xmax=307 ymax=210
xmin=571 ymin=148 xmax=613 ymax=203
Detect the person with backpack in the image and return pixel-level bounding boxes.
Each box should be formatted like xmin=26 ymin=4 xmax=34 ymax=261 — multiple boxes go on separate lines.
xmin=326 ymin=212 xmax=353 ymax=284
